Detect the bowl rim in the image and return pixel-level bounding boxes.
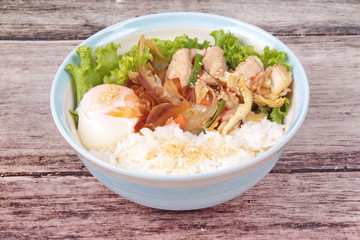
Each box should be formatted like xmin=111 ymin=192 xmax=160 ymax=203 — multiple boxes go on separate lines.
xmin=51 ymin=12 xmax=309 ymax=182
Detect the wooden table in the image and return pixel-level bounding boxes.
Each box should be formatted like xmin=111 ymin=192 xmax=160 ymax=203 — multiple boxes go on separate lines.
xmin=1 ymin=0 xmax=359 ymax=239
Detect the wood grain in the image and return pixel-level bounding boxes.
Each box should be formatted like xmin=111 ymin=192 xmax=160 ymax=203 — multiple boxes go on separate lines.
xmin=1 ymin=173 xmax=359 ymax=239
xmin=1 ymin=0 xmax=359 ymax=40
xmin=1 ymin=1 xmax=360 ymax=238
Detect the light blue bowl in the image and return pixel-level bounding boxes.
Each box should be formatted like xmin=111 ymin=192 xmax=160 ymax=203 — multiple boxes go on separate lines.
xmin=51 ymin=12 xmax=309 ymax=210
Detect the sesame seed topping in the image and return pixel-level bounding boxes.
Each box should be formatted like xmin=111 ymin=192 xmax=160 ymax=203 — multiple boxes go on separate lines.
xmin=101 ymin=85 xmax=121 ymax=105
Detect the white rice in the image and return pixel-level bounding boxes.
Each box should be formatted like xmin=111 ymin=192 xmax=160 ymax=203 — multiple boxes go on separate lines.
xmin=90 ymin=118 xmax=285 ymax=175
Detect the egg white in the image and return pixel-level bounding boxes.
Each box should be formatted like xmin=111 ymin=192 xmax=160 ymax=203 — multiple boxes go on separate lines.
xmin=77 ymin=84 xmax=142 ymax=150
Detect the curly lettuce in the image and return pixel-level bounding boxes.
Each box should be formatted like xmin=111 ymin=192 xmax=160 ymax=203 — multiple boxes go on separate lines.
xmin=65 ymin=43 xmax=121 ymax=106
xmin=210 ymin=30 xmax=291 ymax=71
xmin=257 ymin=98 xmax=291 ymax=124
xmin=152 ymin=35 xmax=210 ymax=61
xmin=103 ymin=45 xmax=152 ymax=85
xmin=65 ymin=43 xmax=152 ymax=107
xmin=210 ymin=30 xmax=260 ymax=69
xmin=270 ymin=97 xmax=291 ymax=124
xmin=261 ymin=46 xmax=291 ymax=71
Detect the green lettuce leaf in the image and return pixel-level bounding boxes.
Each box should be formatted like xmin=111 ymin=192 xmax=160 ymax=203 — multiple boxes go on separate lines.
xmin=94 ymin=42 xmax=123 ymax=75
xmin=269 ymin=98 xmax=291 ymax=124
xmin=69 ymin=110 xmax=79 ymax=127
xmin=104 ymin=45 xmax=152 ymax=85
xmin=65 ymin=43 xmax=121 ymax=106
xmin=210 ymin=30 xmax=291 ymax=71
xmin=256 ymin=105 xmax=272 ymax=115
xmin=65 ymin=43 xmax=152 ymax=106
xmin=210 ymin=30 xmax=260 ymax=69
xmin=261 ymin=46 xmax=291 ymax=71
xmin=152 ymin=35 xmax=210 ymax=61
xmin=254 ymin=98 xmax=291 ymax=124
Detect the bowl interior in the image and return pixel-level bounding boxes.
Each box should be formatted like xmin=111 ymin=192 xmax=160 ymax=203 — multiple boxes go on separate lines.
xmin=51 ymin=12 xmax=309 ymax=184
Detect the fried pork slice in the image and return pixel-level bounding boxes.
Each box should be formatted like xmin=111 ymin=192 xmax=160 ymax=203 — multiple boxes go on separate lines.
xmin=166 ymin=48 xmax=193 ymax=88
xmin=202 ymin=46 xmax=228 ymax=78
xmin=235 ymin=56 xmax=264 ymax=79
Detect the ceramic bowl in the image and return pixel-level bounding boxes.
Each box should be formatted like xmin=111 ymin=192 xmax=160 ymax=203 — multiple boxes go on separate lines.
xmin=51 ymin=12 xmax=309 ymax=210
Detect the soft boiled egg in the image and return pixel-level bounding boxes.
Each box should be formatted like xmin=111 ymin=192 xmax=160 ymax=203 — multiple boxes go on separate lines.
xmin=76 ymin=84 xmax=145 ymax=150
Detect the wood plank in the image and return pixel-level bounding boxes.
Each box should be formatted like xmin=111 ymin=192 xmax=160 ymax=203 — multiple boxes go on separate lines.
xmin=1 ymin=1 xmax=358 ymax=239
xmin=1 ymin=0 xmax=359 ymax=40
xmin=0 ymin=40 xmax=80 ymax=173
xmin=1 ymin=36 xmax=360 ymax=174
xmin=1 ymin=172 xmax=359 ymax=239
